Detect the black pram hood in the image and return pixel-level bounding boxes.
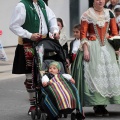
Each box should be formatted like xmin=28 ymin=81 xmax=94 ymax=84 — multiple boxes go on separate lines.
xmin=35 ymin=38 xmax=66 ymax=62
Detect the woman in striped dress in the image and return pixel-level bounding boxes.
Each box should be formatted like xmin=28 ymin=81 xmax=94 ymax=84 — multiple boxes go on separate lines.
xmin=41 ymin=61 xmax=85 ymax=120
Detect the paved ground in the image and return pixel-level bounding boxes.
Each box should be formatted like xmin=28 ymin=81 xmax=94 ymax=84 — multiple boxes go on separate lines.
xmin=0 ymin=76 xmax=120 ymax=120
xmin=0 ymin=47 xmax=25 ymax=80
xmin=0 ymin=47 xmax=120 ymax=120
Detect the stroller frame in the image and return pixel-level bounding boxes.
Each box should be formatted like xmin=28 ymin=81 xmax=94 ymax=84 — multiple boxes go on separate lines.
xmin=30 ymin=38 xmax=84 ymax=120
xmin=31 ymin=38 xmax=68 ymax=120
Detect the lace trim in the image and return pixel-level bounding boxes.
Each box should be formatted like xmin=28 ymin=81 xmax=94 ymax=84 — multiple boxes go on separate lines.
xmin=84 ymin=46 xmax=120 ymax=97
xmin=93 ymin=21 xmax=109 ymax=46
xmin=81 ymin=8 xmax=110 ymax=28
xmin=79 ymin=38 xmax=89 ymax=51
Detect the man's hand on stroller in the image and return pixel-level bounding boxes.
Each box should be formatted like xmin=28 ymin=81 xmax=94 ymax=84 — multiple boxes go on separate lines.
xmin=30 ymin=33 xmax=41 ymax=41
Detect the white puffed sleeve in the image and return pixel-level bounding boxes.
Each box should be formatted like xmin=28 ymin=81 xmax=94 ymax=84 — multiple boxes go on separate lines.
xmin=45 ymin=5 xmax=59 ymax=34
xmin=41 ymin=75 xmax=50 ymax=83
xmin=9 ymin=3 xmax=32 ymax=39
xmin=62 ymin=74 xmax=72 ymax=81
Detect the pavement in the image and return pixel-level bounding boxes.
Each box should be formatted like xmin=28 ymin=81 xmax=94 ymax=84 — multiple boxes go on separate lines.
xmin=1 ymin=47 xmax=120 ymax=120
xmin=0 ymin=47 xmax=25 ymax=80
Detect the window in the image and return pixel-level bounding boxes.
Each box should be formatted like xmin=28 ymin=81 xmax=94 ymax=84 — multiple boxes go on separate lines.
xmin=70 ymin=0 xmax=80 ymax=37
xmin=89 ymin=0 xmax=93 ymax=7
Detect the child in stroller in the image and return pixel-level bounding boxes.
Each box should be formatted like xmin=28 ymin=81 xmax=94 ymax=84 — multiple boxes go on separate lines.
xmin=31 ymin=38 xmax=85 ymax=120
xmin=41 ymin=61 xmax=85 ymax=120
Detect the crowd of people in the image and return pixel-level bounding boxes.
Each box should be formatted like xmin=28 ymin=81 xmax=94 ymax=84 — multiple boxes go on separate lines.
xmin=9 ymin=0 xmax=120 ymax=119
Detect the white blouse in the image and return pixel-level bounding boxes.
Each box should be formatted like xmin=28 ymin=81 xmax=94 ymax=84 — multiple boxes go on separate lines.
xmin=9 ymin=2 xmax=59 ymax=39
xmin=72 ymin=39 xmax=80 ymax=54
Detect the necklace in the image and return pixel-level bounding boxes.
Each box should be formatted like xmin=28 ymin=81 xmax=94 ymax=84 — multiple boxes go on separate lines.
xmin=37 ymin=4 xmax=42 ymax=35
xmin=94 ymin=8 xmax=103 ymax=12
xmin=33 ymin=2 xmax=42 ymax=34
xmin=94 ymin=8 xmax=103 ymax=15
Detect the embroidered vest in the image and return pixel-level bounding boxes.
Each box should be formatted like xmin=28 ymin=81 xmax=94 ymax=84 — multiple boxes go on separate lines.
xmin=20 ymin=0 xmax=49 ymax=33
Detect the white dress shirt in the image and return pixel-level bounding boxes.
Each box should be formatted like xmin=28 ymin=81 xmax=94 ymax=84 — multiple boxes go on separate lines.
xmin=72 ymin=39 xmax=80 ymax=54
xmin=9 ymin=2 xmax=59 ymax=39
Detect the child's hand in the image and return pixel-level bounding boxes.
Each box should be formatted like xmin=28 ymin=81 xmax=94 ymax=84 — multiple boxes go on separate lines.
xmin=84 ymin=49 xmax=90 ymax=62
xmin=42 ymin=82 xmax=48 ymax=87
xmin=53 ymin=33 xmax=60 ymax=40
xmin=70 ymin=78 xmax=75 ymax=84
xmin=66 ymin=58 xmax=70 ymax=67
xmin=115 ymin=50 xmax=120 ymax=56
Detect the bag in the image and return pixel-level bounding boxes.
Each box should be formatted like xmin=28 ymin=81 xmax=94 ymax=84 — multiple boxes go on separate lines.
xmin=36 ymin=44 xmax=44 ymax=69
xmin=108 ymin=36 xmax=120 ymax=51
xmin=0 ymin=40 xmax=8 ymax=61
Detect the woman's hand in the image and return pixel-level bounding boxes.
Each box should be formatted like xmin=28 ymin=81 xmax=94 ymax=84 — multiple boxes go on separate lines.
xmin=83 ymin=44 xmax=90 ymax=62
xmin=70 ymin=78 xmax=75 ymax=84
xmin=84 ymin=49 xmax=90 ymax=62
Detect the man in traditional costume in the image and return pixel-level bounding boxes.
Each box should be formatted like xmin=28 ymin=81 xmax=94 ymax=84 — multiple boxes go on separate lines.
xmin=9 ymin=0 xmax=59 ymax=114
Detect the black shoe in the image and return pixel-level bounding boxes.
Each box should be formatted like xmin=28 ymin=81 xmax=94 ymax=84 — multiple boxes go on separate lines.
xmin=58 ymin=113 xmax=62 ymax=118
xmin=76 ymin=112 xmax=85 ymax=120
xmin=101 ymin=106 xmax=109 ymax=116
xmin=93 ymin=106 xmax=103 ymax=117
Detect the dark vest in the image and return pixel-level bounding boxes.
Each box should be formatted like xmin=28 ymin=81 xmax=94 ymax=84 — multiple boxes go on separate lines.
xmin=20 ymin=0 xmax=49 ymax=33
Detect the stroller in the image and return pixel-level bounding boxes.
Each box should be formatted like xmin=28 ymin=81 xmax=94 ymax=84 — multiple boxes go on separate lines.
xmin=31 ymin=38 xmax=84 ymax=120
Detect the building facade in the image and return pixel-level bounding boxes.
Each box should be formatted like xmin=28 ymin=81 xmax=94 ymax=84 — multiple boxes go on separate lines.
xmin=0 ymin=0 xmax=88 ymax=46
xmin=47 ymin=0 xmax=88 ymax=38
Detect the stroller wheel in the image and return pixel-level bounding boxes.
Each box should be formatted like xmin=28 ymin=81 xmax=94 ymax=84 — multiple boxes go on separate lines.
xmin=31 ymin=110 xmax=36 ymax=120
xmin=58 ymin=113 xmax=62 ymax=118
xmin=64 ymin=114 xmax=67 ymax=118
xmin=46 ymin=115 xmax=50 ymax=120
xmin=36 ymin=108 xmax=41 ymax=119
xmin=40 ymin=113 xmax=47 ymax=120
xmin=71 ymin=113 xmax=76 ymax=120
